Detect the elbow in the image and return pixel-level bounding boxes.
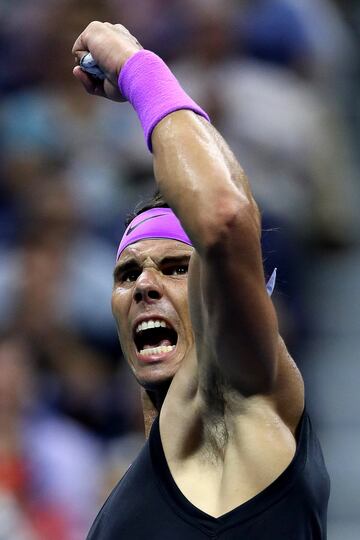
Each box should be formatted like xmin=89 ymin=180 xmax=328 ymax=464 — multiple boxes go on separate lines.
xmin=200 ymin=193 xmax=261 ymax=255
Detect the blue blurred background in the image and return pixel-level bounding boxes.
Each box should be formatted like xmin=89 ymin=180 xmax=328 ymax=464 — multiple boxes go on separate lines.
xmin=0 ymin=0 xmax=359 ymax=538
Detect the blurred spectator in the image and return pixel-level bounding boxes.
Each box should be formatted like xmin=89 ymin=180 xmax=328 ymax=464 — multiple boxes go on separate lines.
xmin=285 ymin=0 xmax=357 ymax=84
xmin=0 ymin=334 xmax=103 ymax=539
xmin=0 ymin=170 xmax=116 ymax=342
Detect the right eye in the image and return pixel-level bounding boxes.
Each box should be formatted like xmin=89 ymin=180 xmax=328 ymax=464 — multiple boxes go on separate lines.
xmin=122 ymin=269 xmax=141 ymax=282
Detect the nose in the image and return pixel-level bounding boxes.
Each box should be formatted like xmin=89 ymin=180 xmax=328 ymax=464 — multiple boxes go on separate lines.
xmin=133 ymin=269 xmax=163 ymax=304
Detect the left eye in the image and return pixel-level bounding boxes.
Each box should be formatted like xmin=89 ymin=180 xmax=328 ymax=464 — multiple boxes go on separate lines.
xmin=163 ymin=265 xmax=189 ymax=276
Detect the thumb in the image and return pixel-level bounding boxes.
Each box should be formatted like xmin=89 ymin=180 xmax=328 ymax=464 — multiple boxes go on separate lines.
xmin=73 ymin=65 xmax=106 ymax=97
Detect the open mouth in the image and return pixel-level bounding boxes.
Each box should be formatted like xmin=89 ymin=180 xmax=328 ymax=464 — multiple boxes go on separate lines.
xmin=133 ymin=319 xmax=178 ymax=357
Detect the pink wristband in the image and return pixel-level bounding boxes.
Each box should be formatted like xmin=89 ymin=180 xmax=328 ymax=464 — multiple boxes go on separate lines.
xmin=118 ymin=50 xmax=210 ymax=152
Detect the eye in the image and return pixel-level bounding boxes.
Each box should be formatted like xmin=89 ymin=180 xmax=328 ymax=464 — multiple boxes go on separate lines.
xmin=163 ymin=264 xmax=189 ymax=276
xmin=122 ymin=269 xmax=141 ymax=282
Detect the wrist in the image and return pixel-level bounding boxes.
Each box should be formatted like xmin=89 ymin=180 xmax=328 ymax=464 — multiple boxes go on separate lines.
xmin=118 ymin=50 xmax=210 ymax=151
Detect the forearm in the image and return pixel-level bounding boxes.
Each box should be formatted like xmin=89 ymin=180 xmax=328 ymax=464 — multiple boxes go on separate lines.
xmin=72 ymin=23 xmax=260 ymax=252
xmin=152 ymin=110 xmax=261 ymax=253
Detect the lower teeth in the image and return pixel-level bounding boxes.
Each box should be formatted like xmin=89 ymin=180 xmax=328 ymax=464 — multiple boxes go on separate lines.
xmin=139 ymin=345 xmax=175 ymax=356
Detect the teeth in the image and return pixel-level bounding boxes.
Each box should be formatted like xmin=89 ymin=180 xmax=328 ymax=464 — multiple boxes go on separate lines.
xmin=139 ymin=345 xmax=175 ymax=356
xmin=136 ymin=319 xmax=168 ymax=334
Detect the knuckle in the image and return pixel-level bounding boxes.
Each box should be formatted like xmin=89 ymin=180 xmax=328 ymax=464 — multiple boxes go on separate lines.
xmin=115 ymin=23 xmax=129 ymax=33
xmin=88 ymin=20 xmax=103 ymax=31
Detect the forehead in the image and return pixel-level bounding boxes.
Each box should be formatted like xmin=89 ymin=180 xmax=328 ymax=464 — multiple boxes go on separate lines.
xmin=116 ymin=239 xmax=193 ymax=267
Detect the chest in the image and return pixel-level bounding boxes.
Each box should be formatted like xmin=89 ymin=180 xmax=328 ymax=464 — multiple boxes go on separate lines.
xmin=88 ymin=412 xmax=330 ymax=540
xmin=161 ymin=407 xmax=297 ymax=517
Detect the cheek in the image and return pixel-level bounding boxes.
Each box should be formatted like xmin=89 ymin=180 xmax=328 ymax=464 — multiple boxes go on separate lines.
xmin=176 ymin=287 xmax=193 ymax=336
xmin=111 ymin=292 xmax=131 ymax=353
xmin=111 ymin=287 xmax=130 ymax=327
xmin=110 ymin=291 xmax=119 ymax=322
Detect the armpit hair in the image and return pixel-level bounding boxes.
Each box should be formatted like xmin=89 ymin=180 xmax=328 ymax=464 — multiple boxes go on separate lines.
xmin=199 ymin=364 xmax=230 ymax=461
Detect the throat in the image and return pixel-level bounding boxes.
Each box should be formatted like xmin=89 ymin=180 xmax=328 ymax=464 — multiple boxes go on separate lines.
xmin=142 ymin=384 xmax=171 ymax=418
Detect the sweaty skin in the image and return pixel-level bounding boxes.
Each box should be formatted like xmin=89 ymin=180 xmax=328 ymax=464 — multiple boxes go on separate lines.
xmin=73 ymin=22 xmax=304 ymax=518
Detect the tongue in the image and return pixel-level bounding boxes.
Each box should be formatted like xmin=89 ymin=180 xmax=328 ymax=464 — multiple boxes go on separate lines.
xmin=143 ymin=338 xmax=172 ymax=350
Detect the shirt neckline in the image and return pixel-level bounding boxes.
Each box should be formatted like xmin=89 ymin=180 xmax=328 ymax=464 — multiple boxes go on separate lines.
xmin=149 ymin=408 xmax=308 ymax=536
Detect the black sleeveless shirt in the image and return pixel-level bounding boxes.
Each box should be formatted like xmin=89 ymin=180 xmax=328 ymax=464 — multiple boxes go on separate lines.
xmin=87 ymin=409 xmax=330 ymax=539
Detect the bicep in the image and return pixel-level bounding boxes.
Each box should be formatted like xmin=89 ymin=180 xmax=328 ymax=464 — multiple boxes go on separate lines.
xmin=188 ymin=221 xmax=279 ymax=397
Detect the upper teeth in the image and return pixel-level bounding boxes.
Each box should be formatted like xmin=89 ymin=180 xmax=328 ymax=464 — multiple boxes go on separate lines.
xmin=135 ymin=319 xmax=168 ymax=334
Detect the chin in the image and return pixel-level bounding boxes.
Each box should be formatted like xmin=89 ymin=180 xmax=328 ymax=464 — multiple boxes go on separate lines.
xmin=134 ymin=367 xmax=175 ymax=392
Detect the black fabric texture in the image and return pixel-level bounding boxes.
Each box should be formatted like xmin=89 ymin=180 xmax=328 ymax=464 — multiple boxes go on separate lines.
xmin=87 ymin=408 xmax=330 ymax=539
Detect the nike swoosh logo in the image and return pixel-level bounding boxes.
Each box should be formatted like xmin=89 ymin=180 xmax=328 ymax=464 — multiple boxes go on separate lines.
xmin=126 ymin=213 xmax=167 ymax=236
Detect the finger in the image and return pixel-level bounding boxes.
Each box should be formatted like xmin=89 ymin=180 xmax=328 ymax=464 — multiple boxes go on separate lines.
xmin=103 ymin=78 xmax=126 ymax=102
xmin=73 ymin=65 xmax=93 ymax=91
xmin=72 ymin=21 xmax=102 ymax=58
xmin=73 ymin=66 xmax=106 ymax=97
xmin=74 ymin=50 xmax=87 ymax=66
xmin=72 ymin=32 xmax=87 ymax=59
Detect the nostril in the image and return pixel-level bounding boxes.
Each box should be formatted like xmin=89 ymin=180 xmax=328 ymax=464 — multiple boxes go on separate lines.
xmin=148 ymin=290 xmax=160 ymax=299
xmin=134 ymin=289 xmax=161 ymax=303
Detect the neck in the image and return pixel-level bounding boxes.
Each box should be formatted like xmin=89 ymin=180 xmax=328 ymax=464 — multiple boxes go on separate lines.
xmin=141 ymin=381 xmax=170 ymax=438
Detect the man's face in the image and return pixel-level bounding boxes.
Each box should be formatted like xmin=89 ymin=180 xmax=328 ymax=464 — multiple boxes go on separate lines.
xmin=111 ymin=239 xmax=194 ymax=389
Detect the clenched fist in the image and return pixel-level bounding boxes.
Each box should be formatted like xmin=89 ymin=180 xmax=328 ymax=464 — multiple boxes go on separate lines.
xmin=72 ymin=21 xmax=143 ymax=101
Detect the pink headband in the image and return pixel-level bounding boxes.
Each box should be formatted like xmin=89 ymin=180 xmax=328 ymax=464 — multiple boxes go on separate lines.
xmin=116 ymin=207 xmax=277 ymax=296
xmin=116 ymin=208 xmax=192 ymax=261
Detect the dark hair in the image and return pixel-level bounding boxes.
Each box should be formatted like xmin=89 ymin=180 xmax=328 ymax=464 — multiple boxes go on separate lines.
xmin=125 ymin=190 xmax=169 ymax=226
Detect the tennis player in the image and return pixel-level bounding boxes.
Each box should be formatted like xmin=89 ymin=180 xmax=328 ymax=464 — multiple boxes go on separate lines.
xmin=72 ymin=22 xmax=330 ymax=539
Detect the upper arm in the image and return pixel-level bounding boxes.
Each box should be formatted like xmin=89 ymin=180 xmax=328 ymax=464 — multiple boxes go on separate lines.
xmin=152 ymin=112 xmax=301 ymax=403
xmin=188 ymin=207 xmax=279 ymax=398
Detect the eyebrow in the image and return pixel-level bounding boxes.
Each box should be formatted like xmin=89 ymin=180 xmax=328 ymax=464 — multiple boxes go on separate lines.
xmin=160 ymin=254 xmax=191 ymax=266
xmin=113 ymin=254 xmax=191 ymax=281
xmin=113 ymin=259 xmax=138 ymax=281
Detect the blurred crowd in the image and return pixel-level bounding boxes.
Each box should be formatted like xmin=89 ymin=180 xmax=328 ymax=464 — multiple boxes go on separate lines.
xmin=0 ymin=0 xmax=359 ymax=538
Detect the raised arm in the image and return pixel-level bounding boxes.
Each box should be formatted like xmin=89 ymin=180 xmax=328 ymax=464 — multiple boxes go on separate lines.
xmin=72 ymin=22 xmax=302 ymax=405
xmin=152 ymin=112 xmax=278 ymax=395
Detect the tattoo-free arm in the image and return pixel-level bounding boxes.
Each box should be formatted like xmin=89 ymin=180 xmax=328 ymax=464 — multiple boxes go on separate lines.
xmin=152 ymin=111 xmax=278 ymax=395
